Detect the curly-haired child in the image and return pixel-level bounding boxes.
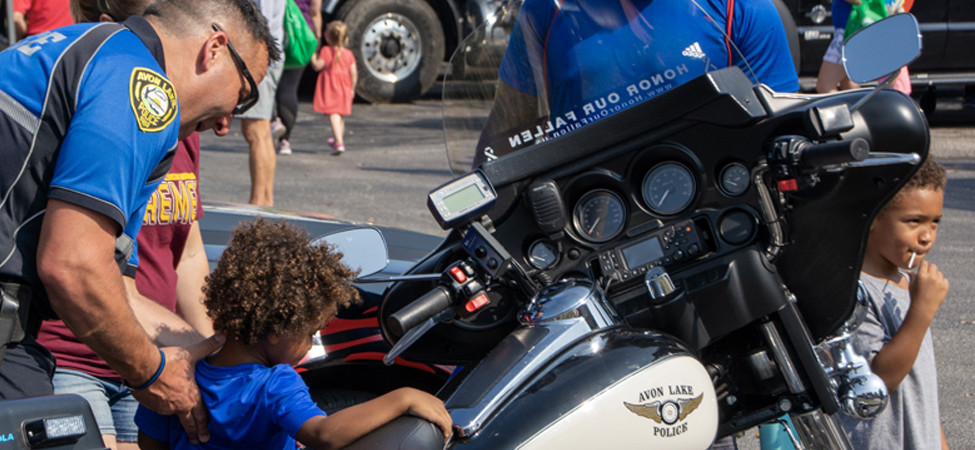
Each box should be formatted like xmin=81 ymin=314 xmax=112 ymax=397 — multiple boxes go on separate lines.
xmin=840 ymin=157 xmax=950 ymax=449
xmin=135 ymin=218 xmax=452 ymax=449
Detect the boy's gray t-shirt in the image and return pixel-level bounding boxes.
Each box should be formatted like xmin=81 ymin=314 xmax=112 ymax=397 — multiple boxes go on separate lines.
xmin=840 ymin=272 xmax=942 ymax=449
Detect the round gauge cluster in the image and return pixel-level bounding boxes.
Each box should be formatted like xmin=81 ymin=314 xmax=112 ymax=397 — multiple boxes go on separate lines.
xmin=527 ymin=240 xmax=559 ymax=270
xmin=719 ymin=162 xmax=750 ymax=197
xmin=642 ymin=162 xmax=696 ymax=216
xmin=572 ymin=189 xmax=627 ymax=243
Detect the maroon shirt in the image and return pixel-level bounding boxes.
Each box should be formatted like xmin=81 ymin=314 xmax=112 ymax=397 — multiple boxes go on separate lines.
xmin=37 ymin=134 xmax=203 ymax=381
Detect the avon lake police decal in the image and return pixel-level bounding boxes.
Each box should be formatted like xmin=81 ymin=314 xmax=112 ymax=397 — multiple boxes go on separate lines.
xmin=624 ymin=384 xmax=703 ymax=438
xmin=129 ymin=68 xmax=177 ymax=132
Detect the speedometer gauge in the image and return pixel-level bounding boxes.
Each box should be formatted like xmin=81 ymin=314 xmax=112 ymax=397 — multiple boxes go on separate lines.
xmin=573 ymin=189 xmax=627 ymax=243
xmin=642 ymin=162 xmax=696 ymax=215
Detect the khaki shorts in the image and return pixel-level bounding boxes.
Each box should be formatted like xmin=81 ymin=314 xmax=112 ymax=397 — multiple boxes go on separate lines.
xmin=823 ymin=28 xmax=844 ymax=65
xmin=235 ymin=62 xmax=284 ymax=120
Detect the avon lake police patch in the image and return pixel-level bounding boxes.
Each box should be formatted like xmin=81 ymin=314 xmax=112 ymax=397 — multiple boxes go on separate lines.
xmin=129 ymin=68 xmax=177 ymax=132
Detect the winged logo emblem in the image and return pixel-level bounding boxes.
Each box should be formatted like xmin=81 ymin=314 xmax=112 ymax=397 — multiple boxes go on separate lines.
xmin=624 ymin=393 xmax=704 ymax=425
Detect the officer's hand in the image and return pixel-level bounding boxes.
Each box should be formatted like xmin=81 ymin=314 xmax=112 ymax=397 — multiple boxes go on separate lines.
xmin=130 ymin=334 xmax=225 ymax=444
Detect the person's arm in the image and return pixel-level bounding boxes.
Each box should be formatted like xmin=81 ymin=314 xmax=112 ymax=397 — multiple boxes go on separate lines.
xmin=349 ymin=56 xmax=357 ymax=94
xmin=174 ymin=221 xmax=213 ymax=336
xmin=310 ymin=49 xmax=325 ymax=71
xmin=869 ymin=261 xmax=948 ymax=391
xmin=37 ymin=199 xmax=224 ymax=445
xmin=472 ymin=80 xmax=541 ymax=167
xmin=295 ymin=387 xmax=452 ymax=449
xmin=124 ymin=276 xmax=205 ymax=347
xmin=734 ymin=0 xmax=800 ymax=92
xmin=13 ymin=11 xmax=28 ymax=39
xmin=941 ymin=423 xmax=949 ymax=450
xmin=309 ymin=0 xmax=322 ymax=40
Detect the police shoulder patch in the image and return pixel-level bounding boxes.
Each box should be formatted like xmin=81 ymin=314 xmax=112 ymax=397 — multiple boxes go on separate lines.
xmin=129 ymin=67 xmax=178 ymax=132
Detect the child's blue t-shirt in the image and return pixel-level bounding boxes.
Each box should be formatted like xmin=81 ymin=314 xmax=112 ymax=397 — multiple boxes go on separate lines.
xmin=135 ymin=360 xmax=326 ymax=449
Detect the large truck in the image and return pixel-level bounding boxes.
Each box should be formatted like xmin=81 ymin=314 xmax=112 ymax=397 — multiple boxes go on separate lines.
xmin=322 ymin=0 xmax=501 ymax=103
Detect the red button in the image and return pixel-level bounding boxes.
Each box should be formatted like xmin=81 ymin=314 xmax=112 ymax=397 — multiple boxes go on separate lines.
xmin=465 ymin=293 xmax=490 ymax=313
xmin=449 ymin=266 xmax=467 ymax=283
xmin=777 ymin=179 xmax=798 ymax=192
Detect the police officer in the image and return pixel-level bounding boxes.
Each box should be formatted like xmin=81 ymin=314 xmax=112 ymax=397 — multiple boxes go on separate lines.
xmin=0 ymin=0 xmax=279 ymax=444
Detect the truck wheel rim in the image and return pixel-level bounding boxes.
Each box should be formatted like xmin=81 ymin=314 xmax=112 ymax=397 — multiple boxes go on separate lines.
xmin=361 ymin=13 xmax=423 ymax=83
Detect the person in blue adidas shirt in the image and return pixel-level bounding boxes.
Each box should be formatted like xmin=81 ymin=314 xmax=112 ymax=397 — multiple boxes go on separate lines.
xmin=475 ymin=0 xmax=799 ymax=165
xmin=0 ymin=0 xmax=278 ymax=444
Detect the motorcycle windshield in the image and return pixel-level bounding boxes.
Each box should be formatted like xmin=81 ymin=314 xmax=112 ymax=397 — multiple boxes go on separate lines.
xmin=443 ymin=0 xmax=778 ymax=174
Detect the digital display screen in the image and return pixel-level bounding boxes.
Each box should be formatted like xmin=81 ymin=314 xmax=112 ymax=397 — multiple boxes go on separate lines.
xmin=443 ymin=184 xmax=485 ymax=214
xmin=621 ymin=236 xmax=664 ymax=269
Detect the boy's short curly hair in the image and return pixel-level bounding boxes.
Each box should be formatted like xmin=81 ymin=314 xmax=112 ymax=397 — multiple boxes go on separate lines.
xmin=885 ymin=157 xmax=947 ymax=211
xmin=204 ymin=218 xmax=361 ymax=345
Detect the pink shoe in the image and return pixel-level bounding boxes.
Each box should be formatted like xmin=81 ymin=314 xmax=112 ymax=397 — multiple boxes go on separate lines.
xmin=327 ymin=137 xmax=335 ymax=147
xmin=277 ymin=139 xmax=292 ymax=155
xmin=330 ymin=144 xmax=345 ymax=155
xmin=271 ymin=118 xmax=285 ymax=140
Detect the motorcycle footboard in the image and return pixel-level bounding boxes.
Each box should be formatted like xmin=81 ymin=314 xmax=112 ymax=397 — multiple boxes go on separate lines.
xmin=345 ymin=415 xmax=443 ymax=450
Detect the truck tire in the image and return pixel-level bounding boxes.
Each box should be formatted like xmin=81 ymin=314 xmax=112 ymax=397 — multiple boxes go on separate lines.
xmin=337 ymin=0 xmax=446 ymax=103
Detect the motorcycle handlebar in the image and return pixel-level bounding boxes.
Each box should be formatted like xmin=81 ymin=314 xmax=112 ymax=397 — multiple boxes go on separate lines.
xmin=387 ymin=286 xmax=452 ymax=336
xmin=799 ymin=138 xmax=870 ymax=169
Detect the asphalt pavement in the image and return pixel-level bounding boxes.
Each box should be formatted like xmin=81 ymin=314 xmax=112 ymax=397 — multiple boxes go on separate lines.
xmin=199 ymin=93 xmax=975 ymax=448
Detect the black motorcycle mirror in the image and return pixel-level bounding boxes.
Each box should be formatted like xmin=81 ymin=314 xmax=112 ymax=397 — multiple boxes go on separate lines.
xmin=311 ymin=228 xmax=389 ymax=279
xmin=843 ymin=13 xmax=922 ymax=113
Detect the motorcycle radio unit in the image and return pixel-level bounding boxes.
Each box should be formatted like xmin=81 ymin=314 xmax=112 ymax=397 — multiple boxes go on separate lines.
xmin=595 ymin=219 xmax=708 ymax=283
xmin=428 ymin=170 xmax=497 ymax=229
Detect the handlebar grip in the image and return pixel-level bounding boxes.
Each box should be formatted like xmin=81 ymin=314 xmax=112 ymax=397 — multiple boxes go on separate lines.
xmin=800 ymin=138 xmax=870 ymax=168
xmin=387 ymin=286 xmax=452 ymax=336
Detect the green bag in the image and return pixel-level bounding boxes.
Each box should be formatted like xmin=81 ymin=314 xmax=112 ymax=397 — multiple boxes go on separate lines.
xmin=844 ymin=0 xmax=889 ymax=39
xmin=283 ymin=0 xmax=317 ymax=70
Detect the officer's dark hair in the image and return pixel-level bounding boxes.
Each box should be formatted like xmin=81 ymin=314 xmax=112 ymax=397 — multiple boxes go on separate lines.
xmin=144 ymin=0 xmax=281 ymax=64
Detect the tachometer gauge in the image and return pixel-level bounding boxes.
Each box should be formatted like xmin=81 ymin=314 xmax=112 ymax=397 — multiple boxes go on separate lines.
xmin=573 ymin=189 xmax=627 ymax=243
xmin=719 ymin=162 xmax=750 ymax=197
xmin=642 ymin=162 xmax=696 ymax=215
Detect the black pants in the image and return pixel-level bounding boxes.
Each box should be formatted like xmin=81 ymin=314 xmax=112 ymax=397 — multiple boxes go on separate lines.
xmin=275 ymin=67 xmax=307 ymax=142
xmin=0 ymin=335 xmax=55 ymax=399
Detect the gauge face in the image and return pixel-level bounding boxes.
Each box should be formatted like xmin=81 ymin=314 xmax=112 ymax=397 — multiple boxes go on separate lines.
xmin=573 ymin=190 xmax=627 ymax=243
xmin=642 ymin=162 xmax=696 ymax=215
xmin=527 ymin=240 xmax=559 ymax=270
xmin=719 ymin=162 xmax=750 ymax=196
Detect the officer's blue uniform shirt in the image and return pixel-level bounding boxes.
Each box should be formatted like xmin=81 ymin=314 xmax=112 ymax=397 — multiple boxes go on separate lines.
xmin=0 ymin=17 xmax=178 ymax=303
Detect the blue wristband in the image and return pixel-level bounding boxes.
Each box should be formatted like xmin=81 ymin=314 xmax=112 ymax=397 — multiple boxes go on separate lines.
xmin=127 ymin=348 xmax=165 ymax=391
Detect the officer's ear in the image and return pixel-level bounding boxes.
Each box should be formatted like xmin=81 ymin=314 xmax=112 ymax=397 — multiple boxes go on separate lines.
xmin=201 ymin=28 xmax=228 ymax=74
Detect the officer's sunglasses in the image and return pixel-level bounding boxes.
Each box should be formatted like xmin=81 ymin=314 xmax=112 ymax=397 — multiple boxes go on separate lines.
xmin=211 ymin=23 xmax=259 ymax=115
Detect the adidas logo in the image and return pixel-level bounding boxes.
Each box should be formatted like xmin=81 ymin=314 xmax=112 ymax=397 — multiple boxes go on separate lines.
xmin=682 ymin=42 xmax=706 ymax=60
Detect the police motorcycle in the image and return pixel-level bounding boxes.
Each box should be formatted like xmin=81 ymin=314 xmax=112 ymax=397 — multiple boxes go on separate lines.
xmin=303 ymin=2 xmax=926 ymax=448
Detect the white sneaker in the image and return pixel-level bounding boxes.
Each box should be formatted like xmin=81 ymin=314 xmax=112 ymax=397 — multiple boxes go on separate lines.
xmin=277 ymin=139 xmax=292 ymax=155
xmin=271 ymin=118 xmax=285 ymax=141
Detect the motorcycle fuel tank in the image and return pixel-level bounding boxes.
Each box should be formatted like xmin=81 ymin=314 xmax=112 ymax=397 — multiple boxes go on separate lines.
xmin=449 ymin=327 xmax=718 ymax=449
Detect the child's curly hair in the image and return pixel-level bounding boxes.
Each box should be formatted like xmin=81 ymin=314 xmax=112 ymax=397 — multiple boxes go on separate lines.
xmin=885 ymin=157 xmax=947 ymax=211
xmin=204 ymin=218 xmax=361 ymax=345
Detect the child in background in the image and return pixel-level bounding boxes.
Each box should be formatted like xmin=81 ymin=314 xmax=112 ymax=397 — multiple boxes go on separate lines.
xmin=311 ymin=20 xmax=357 ymax=155
xmin=135 ymin=219 xmax=452 ymax=449
xmin=840 ymin=157 xmax=950 ymax=450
